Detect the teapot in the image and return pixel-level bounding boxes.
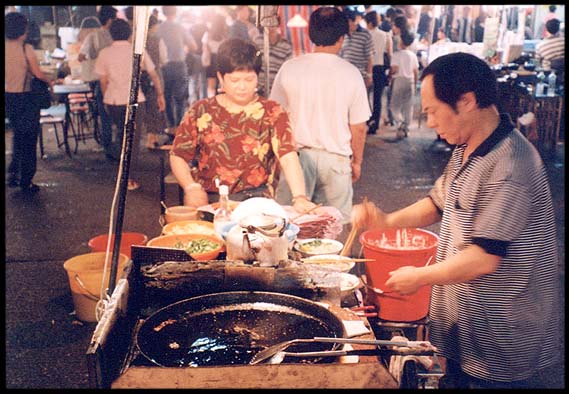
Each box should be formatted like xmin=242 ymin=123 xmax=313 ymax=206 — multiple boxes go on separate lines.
xmin=226 ymin=214 xmax=289 ymax=266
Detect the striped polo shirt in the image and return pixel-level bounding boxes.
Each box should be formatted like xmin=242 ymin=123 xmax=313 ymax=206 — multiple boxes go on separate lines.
xmin=427 ymin=114 xmax=561 ymax=382
xmin=535 ymin=34 xmax=565 ymax=69
xmin=340 ymin=26 xmax=374 ymax=80
xmin=254 ymin=34 xmax=293 ymax=96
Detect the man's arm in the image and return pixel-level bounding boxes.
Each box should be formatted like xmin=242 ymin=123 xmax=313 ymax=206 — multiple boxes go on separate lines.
xmin=386 ymin=244 xmax=501 ymax=294
xmin=349 ymin=121 xmax=367 ymax=182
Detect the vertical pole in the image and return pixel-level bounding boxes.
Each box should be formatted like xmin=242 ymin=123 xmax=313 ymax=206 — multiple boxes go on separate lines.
xmin=107 ymin=6 xmax=150 ymax=296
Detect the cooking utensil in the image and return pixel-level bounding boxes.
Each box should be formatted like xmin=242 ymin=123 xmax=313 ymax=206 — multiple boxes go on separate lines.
xmin=249 ymin=336 xmax=430 ymax=365
xmin=302 ymin=258 xmax=374 ymax=263
xmin=267 ymin=346 xmax=436 ymax=365
xmin=136 ymin=291 xmax=345 ymax=367
xmin=340 ymin=225 xmax=359 ymax=256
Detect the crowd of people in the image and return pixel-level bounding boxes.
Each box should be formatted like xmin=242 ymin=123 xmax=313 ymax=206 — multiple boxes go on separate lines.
xmin=4 ymin=4 xmax=564 ymax=390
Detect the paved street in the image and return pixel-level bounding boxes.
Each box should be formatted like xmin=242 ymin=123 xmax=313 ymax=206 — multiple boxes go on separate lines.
xmin=4 ymin=115 xmax=564 ymax=388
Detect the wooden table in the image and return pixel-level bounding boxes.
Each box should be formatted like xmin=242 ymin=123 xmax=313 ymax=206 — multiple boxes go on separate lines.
xmin=53 ymin=82 xmax=92 ymax=156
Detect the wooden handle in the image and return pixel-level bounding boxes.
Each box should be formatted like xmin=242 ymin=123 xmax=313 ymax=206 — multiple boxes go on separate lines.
xmin=340 ymin=225 xmax=358 ymax=256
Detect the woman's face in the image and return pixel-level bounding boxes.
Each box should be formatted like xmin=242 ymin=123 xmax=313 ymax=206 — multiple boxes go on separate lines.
xmin=218 ymin=69 xmax=258 ymax=106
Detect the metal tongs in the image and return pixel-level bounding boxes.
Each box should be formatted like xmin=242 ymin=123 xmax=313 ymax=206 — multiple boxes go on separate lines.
xmin=249 ymin=336 xmax=434 ymax=365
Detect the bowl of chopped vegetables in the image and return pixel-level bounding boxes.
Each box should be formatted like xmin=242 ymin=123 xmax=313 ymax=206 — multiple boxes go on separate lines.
xmin=146 ymin=233 xmax=225 ymax=261
xmin=294 ymin=238 xmax=344 ymax=257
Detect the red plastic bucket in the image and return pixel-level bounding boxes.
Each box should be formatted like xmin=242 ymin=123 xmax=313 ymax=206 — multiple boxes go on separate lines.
xmin=88 ymin=232 xmax=148 ymax=258
xmin=359 ymin=228 xmax=438 ymax=322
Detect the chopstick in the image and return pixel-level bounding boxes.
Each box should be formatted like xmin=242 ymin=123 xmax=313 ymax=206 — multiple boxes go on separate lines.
xmin=301 ymin=258 xmax=374 ymax=263
xmin=340 ymin=225 xmax=359 ymax=256
xmin=290 ymin=203 xmax=323 ymax=222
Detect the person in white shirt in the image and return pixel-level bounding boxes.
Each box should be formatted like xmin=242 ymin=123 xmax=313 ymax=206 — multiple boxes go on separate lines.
xmin=95 ymin=19 xmax=165 ymax=191
xmin=270 ymin=7 xmax=371 ymax=223
xmin=389 ymin=31 xmax=419 ymax=139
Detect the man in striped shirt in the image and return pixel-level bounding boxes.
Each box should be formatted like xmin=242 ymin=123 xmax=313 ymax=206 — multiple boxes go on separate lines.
xmin=253 ymin=16 xmax=293 ymax=97
xmin=535 ymin=18 xmax=564 ymax=71
xmin=352 ymin=53 xmax=561 ymax=388
xmin=339 ymin=8 xmax=374 ymax=89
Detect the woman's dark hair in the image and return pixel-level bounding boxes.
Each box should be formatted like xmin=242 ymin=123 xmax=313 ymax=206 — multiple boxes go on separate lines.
xmin=5 ymin=12 xmax=28 ymax=40
xmin=109 ymin=18 xmax=131 ymax=41
xmin=400 ymin=31 xmax=415 ymax=47
xmin=420 ymin=52 xmax=497 ymax=111
xmin=309 ymin=6 xmax=349 ymax=47
xmin=393 ymin=15 xmax=409 ymax=33
xmin=216 ymin=38 xmax=262 ymax=76
xmin=364 ymin=11 xmax=378 ymax=28
xmin=98 ymin=5 xmax=117 ymax=26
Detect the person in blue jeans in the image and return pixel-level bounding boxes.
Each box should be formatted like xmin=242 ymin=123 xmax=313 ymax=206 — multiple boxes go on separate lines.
xmin=155 ymin=6 xmax=197 ymax=130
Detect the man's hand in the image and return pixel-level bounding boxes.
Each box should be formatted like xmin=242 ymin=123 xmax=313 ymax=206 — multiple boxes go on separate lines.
xmin=351 ymin=200 xmax=386 ymax=230
xmin=385 ymin=266 xmax=422 ymax=295
xmin=351 ymin=162 xmax=361 ymax=182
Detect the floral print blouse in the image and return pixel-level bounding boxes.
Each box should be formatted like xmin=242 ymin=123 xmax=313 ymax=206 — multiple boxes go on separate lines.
xmin=170 ymin=96 xmax=297 ymax=196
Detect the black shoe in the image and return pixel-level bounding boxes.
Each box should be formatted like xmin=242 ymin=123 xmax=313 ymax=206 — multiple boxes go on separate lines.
xmin=367 ymin=128 xmax=377 ymax=135
xmin=8 ymin=176 xmax=19 ymax=188
xmin=21 ymin=183 xmax=40 ymax=195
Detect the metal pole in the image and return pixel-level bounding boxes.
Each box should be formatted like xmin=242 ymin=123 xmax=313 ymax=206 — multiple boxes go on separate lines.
xmin=107 ymin=6 xmax=150 ymax=296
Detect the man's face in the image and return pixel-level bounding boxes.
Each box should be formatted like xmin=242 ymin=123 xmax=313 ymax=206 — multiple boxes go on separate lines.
xmin=421 ymin=75 xmax=465 ymax=145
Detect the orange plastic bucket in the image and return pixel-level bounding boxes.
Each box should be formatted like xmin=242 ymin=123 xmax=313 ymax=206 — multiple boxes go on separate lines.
xmin=88 ymin=232 xmax=148 ymax=258
xmin=63 ymin=252 xmax=130 ymax=322
xmin=360 ymin=228 xmax=438 ymax=322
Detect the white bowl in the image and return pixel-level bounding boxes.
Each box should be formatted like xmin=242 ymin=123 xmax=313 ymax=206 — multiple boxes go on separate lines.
xmin=340 ymin=273 xmax=362 ymax=297
xmin=294 ymin=238 xmax=344 ymax=257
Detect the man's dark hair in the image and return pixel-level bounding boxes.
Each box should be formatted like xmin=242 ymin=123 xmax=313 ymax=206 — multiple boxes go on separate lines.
xmin=5 ymin=12 xmax=28 ymax=40
xmin=343 ymin=8 xmax=357 ymax=22
xmin=217 ymin=38 xmax=262 ymax=76
xmin=545 ymin=18 xmax=560 ymax=35
xmin=109 ymin=18 xmax=131 ymax=41
xmin=98 ymin=5 xmax=118 ymax=26
xmin=309 ymin=7 xmax=349 ymax=46
xmin=124 ymin=6 xmax=134 ymax=22
xmin=364 ymin=11 xmax=378 ymax=28
xmin=385 ymin=7 xmax=397 ymax=21
xmin=549 ymin=5 xmax=557 ymax=13
xmin=421 ymin=52 xmax=497 ymax=111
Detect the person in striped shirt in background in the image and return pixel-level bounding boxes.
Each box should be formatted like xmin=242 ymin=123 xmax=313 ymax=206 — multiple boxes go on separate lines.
xmin=351 ymin=52 xmax=562 ymax=389
xmin=339 ymin=8 xmax=374 ymax=90
xmin=535 ymin=18 xmax=564 ymax=73
xmin=253 ymin=15 xmax=293 ymax=97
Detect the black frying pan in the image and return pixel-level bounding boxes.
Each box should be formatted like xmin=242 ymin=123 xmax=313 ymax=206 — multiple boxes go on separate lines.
xmin=136 ymin=291 xmax=346 ymax=367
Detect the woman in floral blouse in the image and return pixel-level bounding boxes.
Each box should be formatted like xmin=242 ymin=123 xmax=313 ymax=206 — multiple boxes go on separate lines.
xmin=170 ymin=38 xmax=315 ymax=213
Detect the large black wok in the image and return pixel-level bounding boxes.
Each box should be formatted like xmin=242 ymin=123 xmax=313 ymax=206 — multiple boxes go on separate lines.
xmin=136 ymin=291 xmax=346 ymax=367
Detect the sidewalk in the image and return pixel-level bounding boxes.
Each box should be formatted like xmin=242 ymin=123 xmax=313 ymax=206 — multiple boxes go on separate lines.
xmin=4 ymin=117 xmax=564 ymax=388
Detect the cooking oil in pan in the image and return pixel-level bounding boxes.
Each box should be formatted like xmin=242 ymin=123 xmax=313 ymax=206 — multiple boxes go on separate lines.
xmin=139 ymin=309 xmax=337 ymax=367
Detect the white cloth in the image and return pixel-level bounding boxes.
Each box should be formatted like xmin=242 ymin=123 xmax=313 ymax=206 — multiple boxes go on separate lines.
xmin=391 ymin=49 xmax=418 ymax=80
xmin=270 ymin=52 xmax=371 ymax=157
xmin=368 ymin=27 xmax=389 ymax=66
xmin=94 ymin=41 xmax=155 ymax=105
